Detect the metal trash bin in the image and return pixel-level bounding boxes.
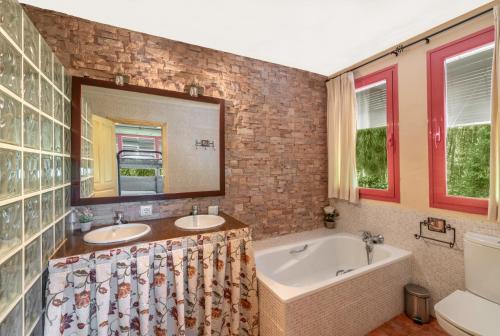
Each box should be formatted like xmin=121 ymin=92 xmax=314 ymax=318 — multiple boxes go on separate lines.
xmin=404 ymin=284 xmax=430 ymax=324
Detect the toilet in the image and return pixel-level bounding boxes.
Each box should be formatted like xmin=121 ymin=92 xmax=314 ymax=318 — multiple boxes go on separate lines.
xmin=435 ymin=232 xmax=500 ymax=336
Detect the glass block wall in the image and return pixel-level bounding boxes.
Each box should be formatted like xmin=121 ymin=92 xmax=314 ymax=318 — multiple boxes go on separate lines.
xmin=80 ymin=98 xmax=94 ymax=198
xmin=0 ymin=0 xmax=72 ymax=335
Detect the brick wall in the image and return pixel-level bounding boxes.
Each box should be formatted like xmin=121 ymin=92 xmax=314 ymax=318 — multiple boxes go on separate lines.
xmin=23 ymin=5 xmax=328 ymax=239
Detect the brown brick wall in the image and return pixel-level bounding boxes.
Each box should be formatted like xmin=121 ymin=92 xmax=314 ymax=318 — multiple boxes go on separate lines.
xmin=23 ymin=5 xmax=328 ymax=239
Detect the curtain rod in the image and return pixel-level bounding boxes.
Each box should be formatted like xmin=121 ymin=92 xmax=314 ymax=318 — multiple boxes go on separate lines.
xmin=325 ymin=7 xmax=494 ymax=83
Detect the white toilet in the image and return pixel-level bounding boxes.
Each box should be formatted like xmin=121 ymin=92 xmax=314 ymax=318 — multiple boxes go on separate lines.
xmin=435 ymin=232 xmax=500 ymax=336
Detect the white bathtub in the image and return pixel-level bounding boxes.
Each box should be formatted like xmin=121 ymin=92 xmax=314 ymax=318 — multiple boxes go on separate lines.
xmin=255 ymin=231 xmax=412 ymax=336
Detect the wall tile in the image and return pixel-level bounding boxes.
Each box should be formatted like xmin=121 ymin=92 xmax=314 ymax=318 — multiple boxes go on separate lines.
xmin=0 ymin=32 xmax=22 ymax=96
xmin=53 ymin=59 xmax=63 ymax=90
xmin=41 ymin=154 xmax=53 ymax=188
xmin=54 ymin=123 xmax=62 ymax=153
xmin=0 ymin=201 xmax=22 ymax=251
xmin=22 ymin=60 xmax=39 ymax=107
xmin=0 ymin=201 xmax=22 ymax=253
xmin=64 ymin=185 xmax=70 ymax=211
xmin=54 ymin=187 xmax=63 ymax=218
xmin=24 ymin=237 xmax=40 ymax=285
xmin=0 ymin=90 xmax=22 ymax=145
xmin=63 ymin=98 xmax=71 ymax=127
xmin=0 ymin=0 xmax=22 ymax=47
xmin=29 ymin=318 xmax=43 ymax=336
xmin=41 ymin=190 xmax=53 ymax=227
xmin=24 ymin=196 xmax=40 ymax=239
xmin=0 ymin=148 xmax=21 ymax=200
xmin=0 ymin=250 xmax=22 ymax=314
xmin=54 ymin=155 xmax=62 ymax=185
xmin=41 ymin=226 xmax=54 ymax=265
xmin=54 ymin=218 xmax=64 ymax=246
xmin=23 ymin=152 xmax=40 ymax=193
xmin=63 ymin=127 xmax=70 ymax=154
xmin=335 ymin=201 xmax=500 ymax=312
xmin=0 ymin=201 xmax=22 ymax=254
xmin=23 ymin=13 xmax=39 ymax=65
xmin=0 ymin=300 xmax=22 ymax=336
xmin=40 ymin=39 xmax=52 ymax=80
xmin=40 ymin=116 xmax=52 ymax=151
xmin=54 ymin=91 xmax=63 ymax=122
xmin=23 ymin=105 xmax=39 ymax=149
xmin=63 ymin=156 xmax=70 ymax=183
xmin=24 ymin=278 xmax=42 ymax=332
xmin=40 ymin=77 xmax=52 ymax=116
xmin=63 ymin=73 xmax=71 ymax=100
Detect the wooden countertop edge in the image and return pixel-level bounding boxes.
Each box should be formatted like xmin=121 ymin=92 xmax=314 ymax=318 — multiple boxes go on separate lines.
xmin=52 ymin=212 xmax=248 ymax=259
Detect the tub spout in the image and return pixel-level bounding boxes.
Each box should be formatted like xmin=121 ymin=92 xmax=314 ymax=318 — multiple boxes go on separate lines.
xmin=366 ymin=242 xmax=374 ymax=265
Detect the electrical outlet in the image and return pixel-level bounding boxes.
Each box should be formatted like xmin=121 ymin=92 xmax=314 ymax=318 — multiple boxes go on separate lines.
xmin=140 ymin=205 xmax=153 ymax=217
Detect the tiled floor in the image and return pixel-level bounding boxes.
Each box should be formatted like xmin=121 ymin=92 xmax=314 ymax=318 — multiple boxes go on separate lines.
xmin=368 ymin=314 xmax=449 ymax=336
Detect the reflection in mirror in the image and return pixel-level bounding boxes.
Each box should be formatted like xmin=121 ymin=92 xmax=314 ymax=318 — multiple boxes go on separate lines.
xmin=79 ymin=85 xmax=221 ymax=199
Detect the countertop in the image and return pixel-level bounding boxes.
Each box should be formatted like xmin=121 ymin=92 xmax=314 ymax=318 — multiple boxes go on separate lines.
xmin=52 ymin=212 xmax=247 ymax=259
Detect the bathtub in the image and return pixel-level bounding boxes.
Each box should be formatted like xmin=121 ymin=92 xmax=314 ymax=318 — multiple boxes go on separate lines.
xmin=255 ymin=231 xmax=412 ymax=336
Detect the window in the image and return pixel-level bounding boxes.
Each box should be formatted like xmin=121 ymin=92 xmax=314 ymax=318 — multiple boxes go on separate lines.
xmin=355 ymin=65 xmax=400 ymax=202
xmin=427 ymin=27 xmax=494 ymax=214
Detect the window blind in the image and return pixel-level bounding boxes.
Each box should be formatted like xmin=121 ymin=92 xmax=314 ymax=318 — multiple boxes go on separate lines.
xmin=445 ymin=44 xmax=494 ymax=127
xmin=356 ymin=80 xmax=387 ymax=129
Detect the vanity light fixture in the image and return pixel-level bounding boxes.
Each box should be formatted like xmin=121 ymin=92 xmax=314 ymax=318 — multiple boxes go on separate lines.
xmin=114 ymin=74 xmax=130 ymax=86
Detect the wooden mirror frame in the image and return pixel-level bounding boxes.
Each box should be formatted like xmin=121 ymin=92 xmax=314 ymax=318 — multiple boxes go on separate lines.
xmin=71 ymin=77 xmax=225 ymax=205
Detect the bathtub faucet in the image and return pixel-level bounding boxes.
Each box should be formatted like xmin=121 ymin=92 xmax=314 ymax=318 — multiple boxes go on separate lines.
xmin=360 ymin=231 xmax=384 ymax=244
xmin=360 ymin=231 xmax=384 ymax=264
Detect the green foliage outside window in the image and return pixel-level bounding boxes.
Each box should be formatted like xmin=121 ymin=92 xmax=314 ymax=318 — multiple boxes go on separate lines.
xmin=356 ymin=126 xmax=388 ymax=189
xmin=120 ymin=168 xmax=156 ymax=177
xmin=446 ymin=124 xmax=490 ymax=198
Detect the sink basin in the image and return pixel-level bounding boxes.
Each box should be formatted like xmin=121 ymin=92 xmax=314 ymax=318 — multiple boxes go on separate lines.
xmin=83 ymin=223 xmax=151 ymax=244
xmin=174 ymin=215 xmax=225 ymax=230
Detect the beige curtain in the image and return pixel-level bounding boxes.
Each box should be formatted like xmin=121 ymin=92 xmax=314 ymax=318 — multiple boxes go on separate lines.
xmin=489 ymin=5 xmax=500 ymax=222
xmin=326 ymin=72 xmax=359 ymax=202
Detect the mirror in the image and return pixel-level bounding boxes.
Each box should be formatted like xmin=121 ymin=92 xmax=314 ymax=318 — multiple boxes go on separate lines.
xmin=72 ymin=78 xmax=225 ymax=205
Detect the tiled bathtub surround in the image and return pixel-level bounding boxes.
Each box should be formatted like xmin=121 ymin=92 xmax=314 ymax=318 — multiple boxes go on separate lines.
xmin=334 ymin=201 xmax=500 ymax=311
xmin=23 ymin=5 xmax=327 ymax=239
xmin=258 ymin=253 xmax=411 ymax=336
xmin=0 ymin=0 xmax=72 ymax=334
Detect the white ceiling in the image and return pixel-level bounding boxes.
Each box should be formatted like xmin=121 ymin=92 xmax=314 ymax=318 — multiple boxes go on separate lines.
xmin=22 ymin=0 xmax=492 ymax=75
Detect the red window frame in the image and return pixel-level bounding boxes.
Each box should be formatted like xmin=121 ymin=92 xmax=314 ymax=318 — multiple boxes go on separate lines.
xmin=427 ymin=27 xmax=494 ymax=215
xmin=355 ymin=65 xmax=400 ymax=203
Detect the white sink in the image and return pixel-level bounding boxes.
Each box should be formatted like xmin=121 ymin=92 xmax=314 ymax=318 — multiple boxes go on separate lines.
xmin=83 ymin=223 xmax=151 ymax=244
xmin=174 ymin=215 xmax=225 ymax=230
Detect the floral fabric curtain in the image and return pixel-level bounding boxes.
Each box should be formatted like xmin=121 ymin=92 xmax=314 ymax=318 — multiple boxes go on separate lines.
xmin=44 ymin=228 xmax=259 ymax=336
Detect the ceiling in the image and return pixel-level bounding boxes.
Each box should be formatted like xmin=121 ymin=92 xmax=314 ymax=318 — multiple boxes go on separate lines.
xmin=22 ymin=0 xmax=492 ymax=75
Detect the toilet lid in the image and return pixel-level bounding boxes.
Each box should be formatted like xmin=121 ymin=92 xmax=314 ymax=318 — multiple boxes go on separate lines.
xmin=435 ymin=290 xmax=500 ymax=336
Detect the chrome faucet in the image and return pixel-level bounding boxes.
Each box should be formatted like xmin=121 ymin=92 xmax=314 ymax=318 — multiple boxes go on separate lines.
xmin=360 ymin=230 xmax=384 ymax=264
xmin=191 ymin=205 xmax=199 ymax=216
xmin=114 ymin=211 xmax=127 ymax=225
xmin=360 ymin=230 xmax=384 ymax=244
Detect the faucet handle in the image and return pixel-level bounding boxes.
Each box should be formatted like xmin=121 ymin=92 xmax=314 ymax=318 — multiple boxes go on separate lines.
xmin=114 ymin=211 xmax=127 ymax=224
xmin=359 ymin=230 xmax=372 ymax=240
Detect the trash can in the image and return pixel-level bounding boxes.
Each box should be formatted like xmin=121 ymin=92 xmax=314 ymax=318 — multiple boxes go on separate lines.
xmin=404 ymin=284 xmax=430 ymax=324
